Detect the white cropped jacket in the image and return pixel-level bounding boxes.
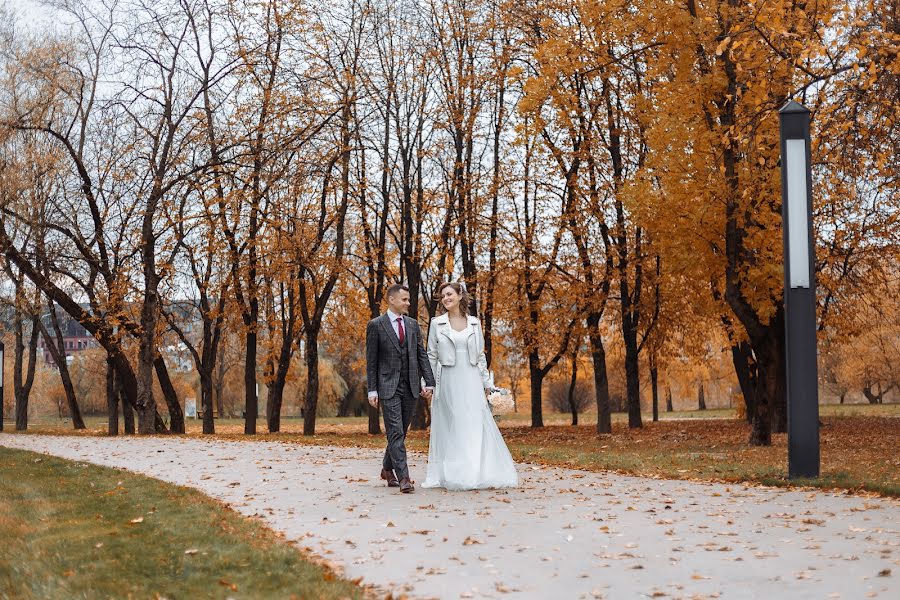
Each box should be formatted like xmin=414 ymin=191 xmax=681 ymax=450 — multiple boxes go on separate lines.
xmin=427 ymin=313 xmax=491 ymax=401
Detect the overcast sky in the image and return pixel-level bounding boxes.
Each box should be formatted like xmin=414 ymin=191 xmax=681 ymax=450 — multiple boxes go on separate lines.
xmin=10 ymin=1 xmax=64 ymax=32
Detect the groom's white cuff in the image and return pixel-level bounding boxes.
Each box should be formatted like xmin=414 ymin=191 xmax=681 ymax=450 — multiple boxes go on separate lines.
xmin=368 ymin=391 xmax=378 ymax=400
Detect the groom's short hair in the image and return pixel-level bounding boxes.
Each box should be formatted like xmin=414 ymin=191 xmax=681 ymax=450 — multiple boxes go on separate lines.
xmin=386 ymin=283 xmax=409 ymax=298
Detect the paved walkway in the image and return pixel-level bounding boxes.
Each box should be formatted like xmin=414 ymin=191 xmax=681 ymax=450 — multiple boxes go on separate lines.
xmin=1 ymin=434 xmax=897 ymax=599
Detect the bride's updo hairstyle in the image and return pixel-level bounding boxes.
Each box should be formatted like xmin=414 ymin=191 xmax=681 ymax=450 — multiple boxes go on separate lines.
xmin=435 ymin=281 xmax=471 ymax=317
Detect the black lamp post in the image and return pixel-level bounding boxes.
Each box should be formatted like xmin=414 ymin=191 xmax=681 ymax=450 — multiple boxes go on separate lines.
xmin=779 ymin=100 xmax=820 ymax=479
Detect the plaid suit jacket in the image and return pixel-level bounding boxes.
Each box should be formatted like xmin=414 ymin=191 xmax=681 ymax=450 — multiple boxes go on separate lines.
xmin=366 ymin=313 xmax=435 ymax=399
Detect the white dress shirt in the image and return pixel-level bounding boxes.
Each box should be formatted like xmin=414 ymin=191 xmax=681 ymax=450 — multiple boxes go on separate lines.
xmin=386 ymin=309 xmax=404 ymax=339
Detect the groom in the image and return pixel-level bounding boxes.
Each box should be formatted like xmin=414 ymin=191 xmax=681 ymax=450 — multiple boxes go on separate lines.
xmin=366 ymin=283 xmax=436 ymax=493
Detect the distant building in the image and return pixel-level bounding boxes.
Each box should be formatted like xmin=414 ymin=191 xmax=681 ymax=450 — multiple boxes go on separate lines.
xmin=25 ymin=299 xmax=211 ymax=369
xmin=37 ymin=305 xmax=99 ymax=365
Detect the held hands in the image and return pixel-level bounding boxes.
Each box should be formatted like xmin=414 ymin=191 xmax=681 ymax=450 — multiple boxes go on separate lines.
xmin=370 ymin=389 xmax=432 ymax=406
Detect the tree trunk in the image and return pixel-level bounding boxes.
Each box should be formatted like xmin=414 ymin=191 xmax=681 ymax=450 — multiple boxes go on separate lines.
xmin=711 ymin=29 xmax=786 ymax=446
xmin=244 ymin=313 xmax=258 ymax=434
xmin=748 ymin=314 xmax=785 ymax=446
xmin=135 ymin=321 xmax=158 ymax=435
xmin=111 ymin=354 xmax=138 ymax=434
xmin=57 ymin=355 xmax=84 ymax=429
xmin=731 ymin=341 xmax=757 ymax=423
xmin=13 ymin=309 xmax=24 ymax=430
xmin=410 ymin=394 xmax=429 ymax=429
xmin=336 ymin=382 xmax=355 ymax=418
xmin=529 ymin=352 xmax=544 ymax=428
xmin=363 ymin=307 xmax=382 ymax=435
xmin=588 ymin=313 xmax=612 ymax=434
xmin=303 ymin=329 xmax=320 ymax=436
xmin=194 ymin=321 xmax=223 ymax=435
xmin=566 ymin=354 xmax=579 ymax=426
xmin=154 ymin=357 xmax=184 ymax=433
xmin=749 ymin=354 xmax=773 ymax=445
xmin=106 ymin=356 xmax=119 ymax=436
xmin=215 ymin=340 xmax=227 ymax=417
xmin=122 ymin=388 xmax=135 ymax=434
xmin=406 ymin=269 xmax=426 ymax=432
xmin=651 ymin=364 xmax=659 ymax=422
xmin=14 ymin=311 xmax=39 ymax=431
xmin=200 ymin=369 xmax=215 ymax=434
xmin=608 ymin=75 xmax=643 ymax=430
xmin=862 ymin=384 xmax=884 ymax=404
xmin=40 ymin=303 xmax=85 ymax=429
xmin=107 ymin=353 xmax=136 ymax=434
xmin=484 ymin=53 xmax=507 ymax=370
xmin=266 ymin=358 xmax=289 ymax=433
xmin=263 ymin=279 xmax=296 ymax=434
xmin=665 ymin=386 xmax=673 ymax=412
xmin=407 ymin=284 xmax=427 ymax=431
xmin=365 ymin=309 xmax=382 ymax=435
xmin=262 ymin=350 xmax=275 ymax=421
xmin=698 ymin=383 xmax=706 ymax=411
xmin=413 ymin=395 xmax=431 ymax=430
xmin=623 ymin=331 xmax=642 ymax=428
xmin=136 ymin=195 xmax=162 ymax=435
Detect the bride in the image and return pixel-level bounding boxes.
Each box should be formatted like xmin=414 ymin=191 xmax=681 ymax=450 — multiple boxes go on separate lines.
xmin=422 ymin=282 xmax=519 ymax=491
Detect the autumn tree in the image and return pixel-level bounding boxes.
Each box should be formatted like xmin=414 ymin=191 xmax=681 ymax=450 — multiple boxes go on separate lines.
xmin=38 ymin=300 xmax=86 ymax=430
xmin=519 ymin=0 xmax=660 ymax=430
xmin=0 ymin=8 xmax=170 ymax=433
xmin=292 ymin=0 xmax=362 ymax=435
xmin=222 ymin=0 xmax=295 ymax=434
xmin=363 ymin=0 xmax=440 ymax=429
xmin=428 ymin=0 xmax=491 ymax=311
xmin=505 ymin=118 xmax=578 ymax=427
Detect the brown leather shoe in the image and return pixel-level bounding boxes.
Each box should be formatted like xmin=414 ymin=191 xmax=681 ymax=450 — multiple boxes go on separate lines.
xmin=399 ymin=477 xmax=414 ymax=493
xmin=381 ymin=468 xmax=399 ymax=487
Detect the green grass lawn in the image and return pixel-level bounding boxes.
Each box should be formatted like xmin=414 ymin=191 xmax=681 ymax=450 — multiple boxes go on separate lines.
xmin=0 ymin=447 xmax=361 ymax=600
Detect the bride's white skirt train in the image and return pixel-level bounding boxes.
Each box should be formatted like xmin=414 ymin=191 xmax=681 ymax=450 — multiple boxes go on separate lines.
xmin=423 ymin=357 xmax=519 ymax=491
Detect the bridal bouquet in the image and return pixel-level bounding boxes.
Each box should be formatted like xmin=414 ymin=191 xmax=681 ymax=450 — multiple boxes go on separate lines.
xmin=486 ymin=387 xmax=515 ymax=414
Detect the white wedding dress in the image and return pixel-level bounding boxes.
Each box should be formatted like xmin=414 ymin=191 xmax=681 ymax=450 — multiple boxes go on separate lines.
xmin=423 ymin=324 xmax=519 ymax=491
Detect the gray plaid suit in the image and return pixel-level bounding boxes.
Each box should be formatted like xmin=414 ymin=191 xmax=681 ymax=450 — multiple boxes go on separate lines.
xmin=366 ymin=313 xmax=436 ymax=481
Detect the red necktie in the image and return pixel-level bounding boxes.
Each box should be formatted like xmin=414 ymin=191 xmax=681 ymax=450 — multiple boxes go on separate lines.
xmin=396 ymin=317 xmax=405 ymax=344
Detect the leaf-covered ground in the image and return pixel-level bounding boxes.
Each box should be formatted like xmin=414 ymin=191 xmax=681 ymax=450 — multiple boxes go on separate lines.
xmin=18 ymin=405 xmax=900 ymax=496
xmin=226 ymin=416 xmax=898 ymax=496
xmin=2 ymin=433 xmax=897 ymax=599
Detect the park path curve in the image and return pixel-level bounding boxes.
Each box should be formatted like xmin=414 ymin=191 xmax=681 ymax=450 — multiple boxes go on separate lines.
xmin=1 ymin=433 xmax=897 ymax=599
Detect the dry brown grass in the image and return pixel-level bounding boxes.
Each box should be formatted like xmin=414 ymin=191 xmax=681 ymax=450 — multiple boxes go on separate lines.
xmin=15 ymin=407 xmax=899 ymax=496
xmin=207 ymin=416 xmax=899 ymax=496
